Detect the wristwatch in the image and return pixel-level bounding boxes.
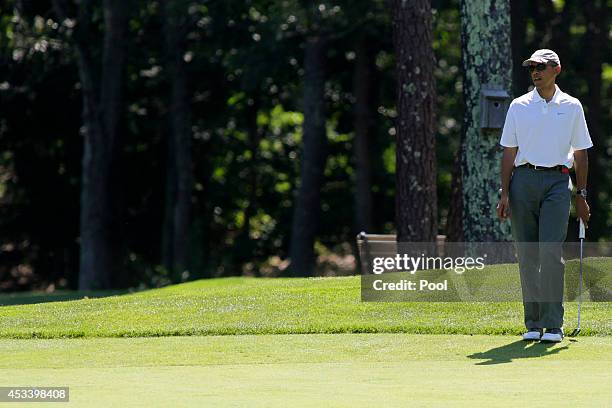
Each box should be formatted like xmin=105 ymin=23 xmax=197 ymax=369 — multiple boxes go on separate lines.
xmin=576 ymin=189 xmax=588 ymax=199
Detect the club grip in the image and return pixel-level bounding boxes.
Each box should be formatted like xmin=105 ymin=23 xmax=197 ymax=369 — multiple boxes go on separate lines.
xmin=579 ymin=219 xmax=586 ymax=239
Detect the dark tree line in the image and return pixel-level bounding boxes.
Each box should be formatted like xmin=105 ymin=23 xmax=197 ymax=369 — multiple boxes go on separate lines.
xmin=0 ymin=0 xmax=609 ymax=290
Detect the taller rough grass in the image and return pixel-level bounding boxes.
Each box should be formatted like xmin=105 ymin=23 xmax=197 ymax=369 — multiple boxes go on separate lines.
xmin=0 ymin=260 xmax=610 ymax=339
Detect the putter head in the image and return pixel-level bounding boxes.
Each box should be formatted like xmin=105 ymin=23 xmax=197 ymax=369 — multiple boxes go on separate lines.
xmin=568 ymin=328 xmax=581 ymax=337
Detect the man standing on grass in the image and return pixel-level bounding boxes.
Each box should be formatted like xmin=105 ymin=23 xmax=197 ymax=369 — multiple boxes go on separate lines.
xmin=496 ymin=49 xmax=593 ymax=343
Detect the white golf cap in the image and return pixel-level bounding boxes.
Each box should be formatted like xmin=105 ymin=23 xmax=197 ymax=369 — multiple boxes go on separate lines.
xmin=522 ymin=49 xmax=561 ymax=67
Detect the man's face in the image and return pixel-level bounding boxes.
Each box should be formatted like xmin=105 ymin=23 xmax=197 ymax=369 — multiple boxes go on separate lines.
xmin=528 ymin=62 xmax=558 ymax=89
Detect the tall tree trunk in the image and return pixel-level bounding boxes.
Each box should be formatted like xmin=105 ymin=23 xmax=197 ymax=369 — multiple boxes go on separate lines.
xmin=288 ymin=34 xmax=327 ymax=277
xmin=353 ymin=35 xmax=374 ymax=234
xmin=582 ymin=0 xmax=607 ymax=241
xmin=392 ymin=0 xmax=438 ymax=242
xmin=446 ymin=146 xmax=463 ymax=241
xmin=510 ymin=0 xmax=528 ymax=96
xmin=162 ymin=120 xmax=177 ymax=271
xmin=459 ymin=0 xmax=512 ymax=242
xmin=52 ymin=0 xmax=129 ymax=289
xmin=79 ymin=119 xmax=115 ymax=290
xmin=162 ymin=0 xmax=193 ymax=278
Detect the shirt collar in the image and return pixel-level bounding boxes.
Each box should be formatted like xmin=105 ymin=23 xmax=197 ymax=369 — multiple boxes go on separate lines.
xmin=531 ymin=84 xmax=563 ymax=105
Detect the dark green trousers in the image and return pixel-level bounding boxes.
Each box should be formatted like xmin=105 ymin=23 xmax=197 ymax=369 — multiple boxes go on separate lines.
xmin=509 ymin=166 xmax=571 ymax=329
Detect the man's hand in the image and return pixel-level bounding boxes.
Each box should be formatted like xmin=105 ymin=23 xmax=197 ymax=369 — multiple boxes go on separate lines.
xmin=497 ymin=147 xmax=517 ymax=221
xmin=575 ymin=196 xmax=590 ymax=228
xmin=573 ymin=149 xmax=590 ymax=228
xmin=496 ymin=191 xmax=511 ymax=220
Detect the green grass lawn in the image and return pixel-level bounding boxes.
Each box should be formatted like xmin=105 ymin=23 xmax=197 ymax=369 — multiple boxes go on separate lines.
xmin=0 ymin=266 xmax=610 ymax=338
xmin=0 ymin=267 xmax=610 ymax=407
xmin=1 ymin=334 xmax=610 ymax=407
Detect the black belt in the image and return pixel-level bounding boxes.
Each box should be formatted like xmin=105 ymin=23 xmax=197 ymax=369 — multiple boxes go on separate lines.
xmin=517 ymin=163 xmax=569 ymax=173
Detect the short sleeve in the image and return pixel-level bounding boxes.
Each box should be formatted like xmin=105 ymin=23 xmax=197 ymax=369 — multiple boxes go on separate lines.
xmin=570 ymin=101 xmax=593 ymax=150
xmin=500 ymin=102 xmax=518 ymax=147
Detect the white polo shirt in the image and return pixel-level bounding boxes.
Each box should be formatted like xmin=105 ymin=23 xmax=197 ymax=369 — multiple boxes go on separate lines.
xmin=500 ymin=84 xmax=593 ymax=168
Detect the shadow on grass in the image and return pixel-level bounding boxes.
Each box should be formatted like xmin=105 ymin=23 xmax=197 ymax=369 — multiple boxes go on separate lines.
xmin=467 ymin=340 xmax=570 ymax=365
xmin=0 ymin=290 xmax=129 ymax=306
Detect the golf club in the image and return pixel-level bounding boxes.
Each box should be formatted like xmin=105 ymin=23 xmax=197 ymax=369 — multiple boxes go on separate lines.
xmin=569 ymin=219 xmax=586 ymax=337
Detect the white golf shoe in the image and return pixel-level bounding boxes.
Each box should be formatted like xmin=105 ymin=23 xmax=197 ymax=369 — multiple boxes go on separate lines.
xmin=541 ymin=328 xmax=564 ymax=342
xmin=522 ymin=328 xmax=543 ymax=341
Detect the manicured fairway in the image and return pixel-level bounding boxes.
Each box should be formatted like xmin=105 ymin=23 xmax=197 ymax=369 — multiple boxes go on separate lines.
xmin=1 ymin=271 xmax=610 ymax=407
xmin=0 ymin=334 xmax=610 ymax=407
